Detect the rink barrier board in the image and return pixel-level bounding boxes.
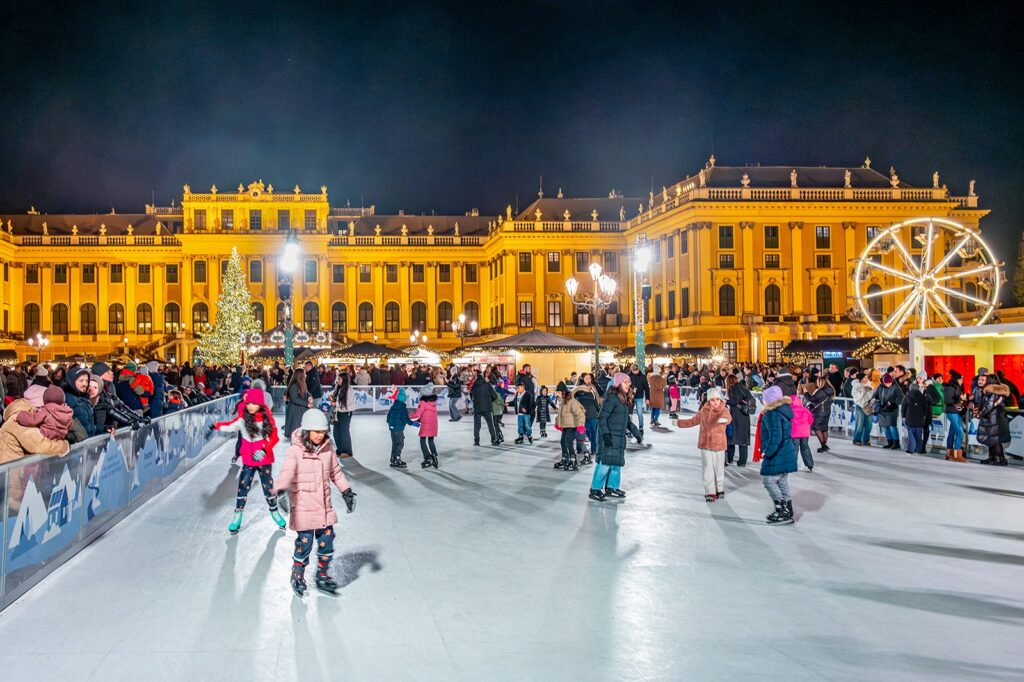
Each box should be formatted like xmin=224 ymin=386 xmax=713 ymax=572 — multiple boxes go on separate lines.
xmin=0 ymin=395 xmax=238 ymax=612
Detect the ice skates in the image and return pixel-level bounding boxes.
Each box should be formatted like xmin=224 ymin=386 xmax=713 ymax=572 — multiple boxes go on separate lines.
xmin=228 ymin=511 xmax=243 ymax=534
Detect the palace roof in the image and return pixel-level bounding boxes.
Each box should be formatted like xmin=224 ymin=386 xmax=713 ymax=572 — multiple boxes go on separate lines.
xmin=0 ymin=213 xmax=163 ymax=236
xmin=514 ymin=196 xmax=642 ymax=223
xmin=702 ymin=165 xmax=896 ymax=189
xmin=334 ymin=214 xmax=495 ymax=237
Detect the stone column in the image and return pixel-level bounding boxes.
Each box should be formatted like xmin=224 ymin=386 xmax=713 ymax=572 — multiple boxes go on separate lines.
xmin=153 ymin=262 xmax=165 ymax=335
xmin=40 ymin=264 xmax=52 ymax=333
xmin=97 ymin=263 xmax=109 ymax=334
xmin=125 ymin=264 xmax=137 ymax=335
xmin=741 ymin=222 xmax=755 ymax=314
xmin=69 ymin=263 xmax=81 ymax=334
xmin=399 ymin=261 xmax=411 ymax=332
xmin=789 ymin=222 xmax=804 ymax=315
xmin=318 ymin=256 xmax=329 ymax=333
xmin=9 ymin=265 xmax=23 ymax=333
xmin=373 ymin=262 xmax=384 ymax=336
xmin=426 ymin=262 xmax=437 ymax=332
xmin=181 ymin=258 xmax=192 ymax=335
xmin=208 ymin=257 xmax=220 ymax=320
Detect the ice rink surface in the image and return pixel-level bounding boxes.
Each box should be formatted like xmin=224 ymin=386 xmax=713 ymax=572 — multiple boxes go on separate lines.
xmin=0 ymin=413 xmax=1021 ymax=681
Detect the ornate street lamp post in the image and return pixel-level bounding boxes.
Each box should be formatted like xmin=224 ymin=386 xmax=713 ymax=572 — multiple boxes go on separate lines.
xmin=410 ymin=330 xmax=429 ymax=345
xmin=27 ymin=332 xmax=50 ymax=362
xmin=632 ymin=238 xmax=652 ymax=372
xmin=566 ymin=262 xmax=617 ymax=373
xmin=278 ymin=231 xmax=300 ymax=367
xmin=451 ymin=313 xmax=478 ymax=348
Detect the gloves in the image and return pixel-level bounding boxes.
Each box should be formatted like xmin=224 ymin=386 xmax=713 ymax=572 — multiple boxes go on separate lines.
xmin=342 ymin=489 xmax=357 ymax=514
xmin=275 ymin=490 xmax=290 ymax=514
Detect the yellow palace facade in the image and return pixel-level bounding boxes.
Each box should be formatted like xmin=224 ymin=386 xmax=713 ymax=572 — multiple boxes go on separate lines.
xmin=0 ymin=159 xmax=988 ymax=365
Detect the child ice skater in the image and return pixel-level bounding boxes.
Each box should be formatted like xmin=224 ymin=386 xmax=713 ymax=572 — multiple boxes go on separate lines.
xmin=386 ymin=387 xmax=419 ymax=469
xmin=790 ymin=392 xmax=815 ymax=472
xmin=535 ymin=385 xmax=555 ymax=438
xmin=758 ymin=386 xmax=798 ymax=525
xmin=211 ymin=388 xmax=284 ymax=533
xmin=410 ymin=383 xmax=440 ymax=468
xmin=513 ymin=383 xmax=535 ymax=444
xmin=275 ymin=409 xmax=356 ymax=596
xmin=554 ymin=381 xmax=586 ymax=470
xmin=676 ymin=386 xmax=732 ymax=502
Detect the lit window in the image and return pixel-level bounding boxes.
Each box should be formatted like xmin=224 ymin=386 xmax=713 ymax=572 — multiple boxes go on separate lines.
xmin=519 ymin=300 xmax=533 ymax=327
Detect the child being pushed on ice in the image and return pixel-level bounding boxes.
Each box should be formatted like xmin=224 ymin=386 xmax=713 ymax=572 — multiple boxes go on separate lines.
xmin=676 ymin=387 xmax=732 ymax=502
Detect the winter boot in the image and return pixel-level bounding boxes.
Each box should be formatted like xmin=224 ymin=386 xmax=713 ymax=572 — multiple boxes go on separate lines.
xmin=554 ymin=458 xmax=566 ymax=470
xmin=953 ymin=449 xmax=969 ymax=463
xmin=431 ymin=454 xmax=440 ymax=469
xmin=315 ymin=557 xmax=338 ymax=595
xmin=421 ymin=458 xmax=433 ymax=469
xmin=390 ymin=456 xmax=408 ymax=469
xmin=291 ymin=561 xmax=307 ymax=597
xmin=945 ymin=448 xmax=954 ymax=461
xmin=228 ymin=511 xmax=243 ymax=534
xmin=270 ymin=508 xmax=287 ymax=529
xmin=588 ymin=488 xmax=606 ymax=501
xmin=716 ymin=489 xmax=725 ymax=499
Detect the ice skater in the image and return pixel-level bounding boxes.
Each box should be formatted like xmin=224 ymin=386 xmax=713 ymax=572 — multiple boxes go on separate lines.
xmin=675 ymin=387 xmax=731 ymax=502
xmin=553 ymin=381 xmax=586 ymax=470
xmin=274 ymin=409 xmax=356 ymax=596
xmin=386 ymin=388 xmax=419 ymax=468
xmin=535 ymin=385 xmax=555 ymax=438
xmin=210 ymin=388 xmax=284 ymax=533
xmin=758 ymin=386 xmax=798 ymax=525
xmin=410 ymin=382 xmax=440 ymax=468
xmin=513 ymin=383 xmax=535 ymax=444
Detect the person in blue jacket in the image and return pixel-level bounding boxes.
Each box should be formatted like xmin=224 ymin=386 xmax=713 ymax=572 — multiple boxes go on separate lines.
xmin=146 ymin=361 xmax=166 ymax=418
xmin=386 ymin=388 xmax=419 ymax=469
xmin=758 ymin=385 xmax=799 ymax=525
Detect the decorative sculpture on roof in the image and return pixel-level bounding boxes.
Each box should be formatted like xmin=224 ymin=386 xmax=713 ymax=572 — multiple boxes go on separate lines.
xmin=183 ymin=184 xmax=191 ymax=194
xmin=7 ymin=220 xmax=12 ymax=234
xmin=933 ymin=171 xmax=940 ymax=189
xmin=889 ymin=167 xmax=899 ymax=188
xmin=99 ymin=224 xmax=107 ymax=236
xmin=648 ymin=191 xmax=654 ymax=209
xmin=698 ymin=168 xmax=706 ymax=187
xmin=293 ymin=185 xmax=301 ymax=194
xmin=790 ymin=169 xmax=798 ymax=188
xmin=72 ymin=225 xmax=78 ymax=236
xmin=844 ymin=169 xmax=852 ymax=188
xmin=662 ymin=186 xmax=668 ymax=202
xmin=709 ymin=154 xmax=716 ymax=168
xmin=211 ymin=184 xmax=218 ymax=194
xmin=591 ymin=209 xmax=598 ymax=221
xmin=374 ymin=224 xmax=381 ymax=236
xmin=506 ymin=205 xmax=512 ymax=220
xmin=741 ymin=173 xmax=750 ymax=188
xmin=42 ymin=222 xmax=48 ymax=236
xmin=563 ymin=209 xmax=571 ymax=221
xmin=427 ymin=225 xmax=434 ymax=236
xmin=127 ymin=224 xmax=134 ymax=236
xmin=267 ymin=184 xmax=274 ymax=193
xmin=969 ymin=179 xmax=976 ymax=196
xmin=619 ymin=206 xmax=625 ymax=222
xmin=557 ymin=188 xmax=563 ymax=199
xmin=535 ymin=209 xmax=542 ymax=221
xmin=675 ymin=184 xmax=681 ymax=196
xmin=454 ymin=222 xmax=459 ymax=236
xmin=638 ymin=203 xmax=643 ymax=216
xmin=401 ymin=224 xmax=408 ymax=236
xmin=320 ymin=185 xmax=327 ymax=196
xmin=863 ymin=156 xmax=871 ymax=168
xmin=237 ymin=183 xmax=245 ymax=193
xmin=348 ymin=221 xmax=355 ymax=236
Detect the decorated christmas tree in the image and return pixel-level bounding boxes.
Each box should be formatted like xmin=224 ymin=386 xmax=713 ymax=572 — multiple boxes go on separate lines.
xmin=196 ymin=247 xmax=259 ymax=366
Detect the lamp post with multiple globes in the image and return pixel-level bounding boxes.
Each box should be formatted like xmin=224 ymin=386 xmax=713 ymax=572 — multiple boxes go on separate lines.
xmin=26 ymin=332 xmax=50 ymax=362
xmin=566 ymin=262 xmax=617 ymax=373
xmin=277 ymin=231 xmax=300 ymax=366
xmin=451 ymin=313 xmax=478 ymax=348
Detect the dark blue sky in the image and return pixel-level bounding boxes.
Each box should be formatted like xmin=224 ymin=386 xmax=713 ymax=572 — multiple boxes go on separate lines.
xmin=1 ymin=1 xmax=1022 ymax=261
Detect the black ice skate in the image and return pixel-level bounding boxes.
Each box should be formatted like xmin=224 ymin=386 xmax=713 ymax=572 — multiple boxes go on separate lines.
xmin=291 ymin=563 xmax=307 ymax=597
xmin=315 ymin=574 xmax=339 ymax=595
xmin=580 ymin=454 xmax=593 ymax=466
xmin=540 ymin=430 xmax=548 ymax=438
xmin=514 ymin=436 xmax=524 ymax=444
xmin=588 ymin=488 xmax=606 ymax=501
xmin=390 ymin=457 xmax=408 ymax=469
xmin=527 ymin=435 xmax=533 ymax=444
xmin=605 ymin=488 xmax=625 ymax=498
xmin=766 ymin=501 xmax=794 ymax=525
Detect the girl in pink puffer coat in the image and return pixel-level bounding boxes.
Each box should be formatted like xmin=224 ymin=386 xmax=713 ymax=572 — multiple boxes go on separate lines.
xmin=274 ymin=409 xmax=356 ymax=597
xmin=410 ymin=383 xmax=440 ymax=469
xmin=790 ymin=394 xmax=815 ymax=472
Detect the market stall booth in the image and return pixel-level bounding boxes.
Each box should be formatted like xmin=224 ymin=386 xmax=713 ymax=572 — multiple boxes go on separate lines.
xmin=780 ymin=337 xmax=908 ymax=372
xmin=456 ymin=330 xmax=604 ymax=383
xmin=911 ymin=322 xmax=1024 ymax=389
xmin=617 ymin=344 xmax=718 ymax=367
xmin=319 ymin=340 xmax=412 ymax=366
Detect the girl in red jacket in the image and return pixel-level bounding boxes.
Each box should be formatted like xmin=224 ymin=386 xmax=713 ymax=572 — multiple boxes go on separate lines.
xmin=212 ymin=388 xmax=283 ymax=533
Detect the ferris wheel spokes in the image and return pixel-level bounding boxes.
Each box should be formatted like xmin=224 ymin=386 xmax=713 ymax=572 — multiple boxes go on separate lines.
xmin=882 ymin=289 xmax=922 ymax=335
xmin=936 ymin=264 xmax=995 ymax=282
xmin=863 ymin=283 xmax=915 ymax=298
xmin=891 ymin=231 xmax=922 ymax=277
xmin=931 ymin=233 xmax=973 ymax=275
xmin=863 ymin=259 xmax=918 ymax=282
xmin=926 ymin=291 xmax=962 ymax=327
xmin=935 ymin=284 xmax=990 ymax=308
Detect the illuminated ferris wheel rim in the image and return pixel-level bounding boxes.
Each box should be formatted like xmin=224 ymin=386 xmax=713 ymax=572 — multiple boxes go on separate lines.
xmin=852 ymin=216 xmax=1001 ymax=337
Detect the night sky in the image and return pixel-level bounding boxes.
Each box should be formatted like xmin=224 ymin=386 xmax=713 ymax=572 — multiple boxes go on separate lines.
xmin=1 ymin=1 xmax=1022 ymax=266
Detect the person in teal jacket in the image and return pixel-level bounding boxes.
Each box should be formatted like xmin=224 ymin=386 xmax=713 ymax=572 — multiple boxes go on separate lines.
xmin=759 ymin=385 xmax=798 ymax=525
xmin=386 ymin=388 xmax=419 ymax=469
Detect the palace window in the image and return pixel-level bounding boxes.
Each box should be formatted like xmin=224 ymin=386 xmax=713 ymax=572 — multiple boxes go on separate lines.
xmin=764 ymin=225 xmax=780 ymax=249
xmin=667 ymin=236 xmax=675 ymax=258
xmin=111 ymin=263 xmax=123 ymax=283
xmin=358 ymin=302 xmax=373 ymax=332
xmin=194 ymin=210 xmax=206 ymax=230
xmin=438 ymin=301 xmax=453 ymax=331
xmin=82 ymin=264 xmax=96 ymax=284
xmin=719 ymin=225 xmax=734 ymax=249
xmin=359 ymin=264 xmax=371 ymax=282
xmin=276 ymin=302 xmax=286 ymax=327
xmin=386 ymin=264 xmax=398 ymax=283
xmin=81 ymin=304 xmax=97 ymax=335
xmin=166 ymin=264 xmax=178 ymax=284
xmin=766 ymin=340 xmax=784 ymax=363
xmin=519 ymin=300 xmax=533 ymax=327
xmin=138 ymin=264 xmax=151 ymax=284
xmin=654 ymin=293 xmax=663 ymax=322
xmin=249 ymin=260 xmax=263 ymax=283
xmin=765 ymin=254 xmax=780 ymax=268
xmin=719 ymin=254 xmax=735 ymax=269
xmin=52 ymin=304 xmax=68 ymax=335
xmin=331 ymin=302 xmax=346 ymax=332
xmin=575 ymin=307 xmax=590 ymax=327
xmin=412 ymin=264 xmax=424 ymax=282
xmin=575 ymin=251 xmax=589 ymax=272
xmin=465 ymin=264 xmax=477 ymax=283
xmin=3 ymin=262 xmax=7 ymax=282
xmin=965 ymin=282 xmax=978 ymax=313
xmin=192 ymin=302 xmax=209 ymax=331
xmin=54 ymin=264 xmax=68 ymax=284
xmin=24 ymin=304 xmax=40 ymax=336
xmin=278 ymin=210 xmax=290 ymax=230
xmin=304 ymin=210 xmax=316 ymax=230
xmin=519 ymin=252 xmax=532 ymax=273
xmin=411 ymin=301 xmax=427 ymax=332
xmin=654 ymin=240 xmax=662 ymax=263
xmin=719 ymin=285 xmax=736 ymax=316
xmin=303 ymin=302 xmax=319 ymax=332
xmin=249 ymin=209 xmax=262 ymax=230
xmin=668 ymin=290 xmax=676 ymax=319
xmin=221 ymin=209 xmax=233 ymax=230
xmin=816 ymin=254 xmax=832 ymax=268
xmin=136 ymin=303 xmax=153 ymax=334
xmin=547 ymin=252 xmax=560 ymax=272
xmin=764 ymin=285 xmax=781 ymax=317
xmin=547 ymin=300 xmax=561 ymax=327
xmin=605 ymin=300 xmax=619 ymax=326
xmin=252 ymin=302 xmax=264 ymax=331
xmin=604 ymin=251 xmax=618 ymax=272
xmin=332 ymin=264 xmax=345 ymax=283
xmin=815 ymin=225 xmax=831 ymax=249
xmin=438 ymin=264 xmax=451 ymax=283
xmin=680 ymin=230 xmax=688 ymax=255
xmin=193 ymin=260 xmax=207 ymax=283
xmin=866 ymin=225 xmax=882 ymax=240
xmin=816 ymin=284 xmax=833 ymax=317
xmin=221 ymin=259 xmax=229 ymax=278
xmin=26 ymin=265 xmax=39 ymax=284
xmin=108 ymin=304 xmax=124 ymax=336
xmin=867 ymin=284 xmax=883 ymax=319
xmin=680 ymin=288 xmax=690 ymax=319
xmin=722 ymin=341 xmax=738 ymax=363
xmin=304 ymin=260 xmax=317 ymax=283
xmin=385 ymin=302 xmax=400 ymax=332
xmin=164 ymin=303 xmax=180 ymax=333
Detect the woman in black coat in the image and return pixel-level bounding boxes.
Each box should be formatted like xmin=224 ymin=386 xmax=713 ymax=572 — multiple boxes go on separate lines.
xmin=591 ymin=374 xmax=631 ymax=502
xmin=806 ymin=378 xmax=835 ymax=453
xmin=725 ymin=374 xmax=753 ymax=466
xmin=283 ymin=369 xmax=310 ymax=439
xmin=977 ymin=377 xmax=1010 ymax=466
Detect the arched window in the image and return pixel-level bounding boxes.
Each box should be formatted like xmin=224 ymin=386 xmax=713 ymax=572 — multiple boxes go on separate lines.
xmin=24 ymin=303 xmax=40 ymax=337
xmin=948 ymin=287 xmax=964 ymax=314
xmin=303 ymin=302 xmax=319 ymax=332
xmin=411 ymin=301 xmax=427 ymax=332
xmin=108 ymin=303 xmax=124 ymax=336
xmin=816 ymin=284 xmax=833 ymax=316
xmin=192 ymin=302 xmax=209 ymax=331
xmin=331 ymin=302 xmax=346 ymax=333
xmin=866 ymin=284 xmax=883 ymax=319
xmin=438 ymin=301 xmax=453 ymax=332
xmin=358 ymin=302 xmax=373 ymax=333
xmin=136 ymin=303 xmax=153 ymax=334
xmin=965 ymin=282 xmax=978 ymax=313
xmin=251 ymin=302 xmax=264 ymax=331
xmin=276 ymin=302 xmax=286 ymax=327
xmin=384 ymin=302 xmax=400 ymax=333
xmin=764 ymin=285 xmax=781 ymax=317
xmin=81 ymin=303 xmax=97 ymax=335
xmin=464 ymin=301 xmax=479 ymax=324
xmin=718 ymin=285 xmax=735 ymax=317
xmin=164 ymin=302 xmax=181 ymax=333
xmin=52 ymin=304 xmax=69 ymax=335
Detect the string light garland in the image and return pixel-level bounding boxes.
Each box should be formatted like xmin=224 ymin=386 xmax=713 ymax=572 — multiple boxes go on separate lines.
xmin=852 ymin=337 xmax=908 ymax=359
xmin=196 ymin=247 xmax=260 ymax=366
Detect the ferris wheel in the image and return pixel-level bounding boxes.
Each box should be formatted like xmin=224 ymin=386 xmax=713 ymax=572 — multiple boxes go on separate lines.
xmin=852 ymin=217 xmax=1001 ymax=337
